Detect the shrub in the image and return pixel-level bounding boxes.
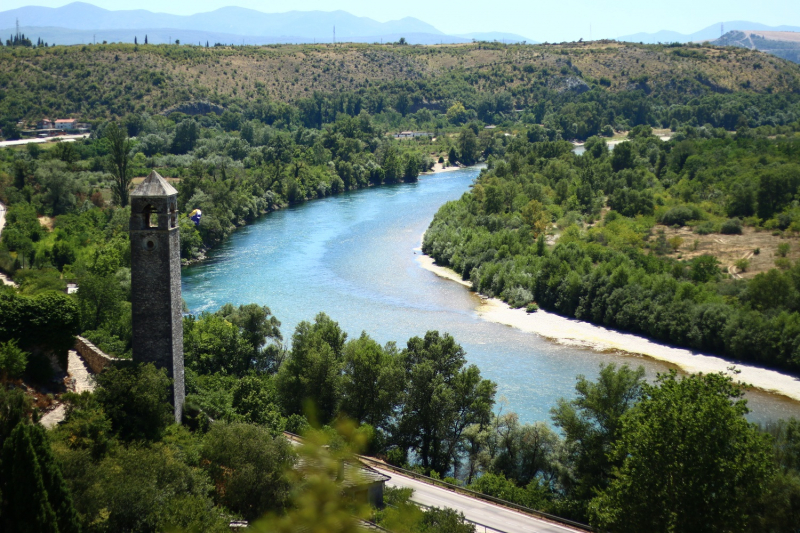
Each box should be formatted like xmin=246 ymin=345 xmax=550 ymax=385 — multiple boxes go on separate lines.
xmin=735 ymin=258 xmax=750 ymax=272
xmin=659 ymin=205 xmax=702 ymax=227
xmin=694 ymin=221 xmax=716 ymax=235
xmin=0 ymin=340 xmax=28 ymax=379
xmin=720 ymin=218 xmax=743 ymax=235
xmin=775 ymin=258 xmax=792 ymax=270
xmin=526 ymin=303 xmax=540 ymax=313
xmin=777 ymin=243 xmax=791 ymax=257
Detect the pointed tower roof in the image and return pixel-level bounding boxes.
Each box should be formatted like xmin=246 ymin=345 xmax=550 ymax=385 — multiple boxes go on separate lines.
xmin=131 ymin=170 xmax=178 ymax=197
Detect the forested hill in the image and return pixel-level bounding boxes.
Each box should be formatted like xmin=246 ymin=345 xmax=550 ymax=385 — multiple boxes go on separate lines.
xmin=1 ymin=40 xmax=799 ymax=126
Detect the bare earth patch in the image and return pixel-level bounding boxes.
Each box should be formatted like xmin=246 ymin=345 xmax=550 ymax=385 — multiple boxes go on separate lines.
xmin=658 ymin=225 xmax=799 ymax=279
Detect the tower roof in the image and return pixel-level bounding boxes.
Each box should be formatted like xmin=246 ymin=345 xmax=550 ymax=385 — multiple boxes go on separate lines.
xmin=131 ymin=170 xmax=178 ymax=197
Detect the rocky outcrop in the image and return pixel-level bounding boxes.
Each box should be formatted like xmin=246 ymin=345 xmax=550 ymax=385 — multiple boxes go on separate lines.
xmin=556 ymin=76 xmax=590 ymax=94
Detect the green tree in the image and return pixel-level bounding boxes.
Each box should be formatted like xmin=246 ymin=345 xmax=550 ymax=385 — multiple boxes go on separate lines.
xmin=396 ymin=331 xmax=496 ymax=476
xmin=36 ymin=161 xmax=80 ymax=215
xmin=70 ymin=443 xmax=228 ymax=532
xmin=340 ymin=333 xmax=404 ymax=430
xmin=458 ymin=128 xmax=479 ymax=165
xmin=689 ymin=254 xmax=721 ymax=283
xmin=590 ymin=371 xmax=774 ymax=532
xmin=551 ymin=364 xmax=645 ymax=518
xmin=201 ymin=422 xmax=295 ymax=521
xmin=276 ymin=313 xmax=347 ymax=424
xmin=1 ymin=423 xmax=81 ymax=533
xmin=105 ymin=122 xmax=132 ymax=207
xmin=0 ymin=386 xmax=32 ymax=445
xmin=171 ymin=118 xmax=199 ymax=154
xmin=230 ymin=374 xmax=284 ymax=429
xmin=183 ymin=313 xmax=256 ymax=376
xmin=95 ymin=363 xmax=173 ymax=441
xmin=0 ymin=339 xmax=28 ymax=379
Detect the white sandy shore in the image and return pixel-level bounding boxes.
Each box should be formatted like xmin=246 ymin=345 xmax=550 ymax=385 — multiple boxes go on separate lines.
xmin=415 ymin=253 xmax=800 ymax=402
xmin=423 ymin=162 xmax=467 ymax=175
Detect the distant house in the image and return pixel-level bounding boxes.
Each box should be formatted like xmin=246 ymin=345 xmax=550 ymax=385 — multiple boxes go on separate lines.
xmin=55 ymin=119 xmax=77 ymax=131
xmin=38 ymin=118 xmax=54 ymax=130
xmin=394 ymin=131 xmax=431 ymax=139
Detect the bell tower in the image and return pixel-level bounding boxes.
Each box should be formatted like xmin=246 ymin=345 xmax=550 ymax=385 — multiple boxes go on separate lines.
xmin=129 ymin=170 xmax=185 ymax=423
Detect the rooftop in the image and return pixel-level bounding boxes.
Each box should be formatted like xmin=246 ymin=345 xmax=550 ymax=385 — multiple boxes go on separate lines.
xmin=131 ymin=170 xmax=178 ymax=197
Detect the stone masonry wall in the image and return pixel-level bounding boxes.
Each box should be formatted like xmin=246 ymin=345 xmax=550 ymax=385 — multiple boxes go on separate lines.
xmin=74 ymin=336 xmax=118 ymax=373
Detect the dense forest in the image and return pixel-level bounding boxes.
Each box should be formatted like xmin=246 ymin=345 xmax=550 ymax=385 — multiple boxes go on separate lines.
xmin=2 ymin=39 xmax=800 ymax=532
xmin=423 ymin=126 xmax=800 ymax=373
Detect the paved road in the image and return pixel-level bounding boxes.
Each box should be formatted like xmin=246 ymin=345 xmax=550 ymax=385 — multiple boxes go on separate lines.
xmin=0 ymin=133 xmax=90 ymax=148
xmin=371 ymin=465 xmax=583 ymax=533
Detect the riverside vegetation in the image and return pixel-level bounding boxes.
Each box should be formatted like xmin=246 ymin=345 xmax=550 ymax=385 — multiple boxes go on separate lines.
xmin=2 ymin=303 xmax=798 ymax=531
xmin=423 ymin=127 xmax=800 ymax=373
xmin=1 ymin=39 xmax=800 ymax=531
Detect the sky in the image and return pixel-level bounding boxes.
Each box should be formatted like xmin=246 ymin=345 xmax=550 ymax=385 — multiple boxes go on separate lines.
xmin=2 ymin=0 xmax=798 ymax=42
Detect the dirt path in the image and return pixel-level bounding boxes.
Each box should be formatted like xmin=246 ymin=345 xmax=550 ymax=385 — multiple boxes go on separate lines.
xmin=728 ymin=250 xmax=755 ymax=280
xmin=40 ymin=351 xmax=96 ymax=429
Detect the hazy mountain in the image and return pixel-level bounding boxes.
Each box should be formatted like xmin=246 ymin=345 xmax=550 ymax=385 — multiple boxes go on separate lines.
xmin=618 ymin=21 xmax=800 ymax=44
xmin=455 ymin=32 xmax=535 ymax=44
xmin=0 ymin=1 xmax=507 ymax=45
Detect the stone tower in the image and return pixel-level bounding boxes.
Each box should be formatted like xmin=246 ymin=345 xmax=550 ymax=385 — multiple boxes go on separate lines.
xmin=129 ymin=171 xmax=185 ymax=423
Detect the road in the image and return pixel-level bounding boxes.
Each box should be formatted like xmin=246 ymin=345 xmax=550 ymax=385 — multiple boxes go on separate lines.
xmin=371 ymin=465 xmax=584 ymax=533
xmin=0 ymin=133 xmax=90 ymax=148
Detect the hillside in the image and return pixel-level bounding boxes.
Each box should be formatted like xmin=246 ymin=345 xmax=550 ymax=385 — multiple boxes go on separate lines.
xmin=713 ymin=30 xmax=800 ymax=64
xmin=1 ymin=40 xmax=799 ymax=123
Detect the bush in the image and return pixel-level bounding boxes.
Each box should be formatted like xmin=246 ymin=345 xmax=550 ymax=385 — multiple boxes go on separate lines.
xmin=735 ymin=258 xmax=750 ymax=272
xmin=694 ymin=221 xmax=716 ymax=235
xmin=526 ymin=303 xmax=540 ymax=313
xmin=720 ymin=218 xmax=743 ymax=235
xmin=775 ymin=258 xmax=792 ymax=270
xmin=659 ymin=205 xmax=702 ymax=227
xmin=777 ymin=243 xmax=791 ymax=257
xmin=0 ymin=340 xmax=28 ymax=379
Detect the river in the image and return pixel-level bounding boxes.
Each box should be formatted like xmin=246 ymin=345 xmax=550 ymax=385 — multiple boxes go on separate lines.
xmin=182 ymin=167 xmax=800 ymax=425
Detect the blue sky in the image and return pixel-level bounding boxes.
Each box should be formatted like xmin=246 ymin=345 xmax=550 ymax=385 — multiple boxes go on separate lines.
xmin=3 ymin=0 xmax=798 ymax=42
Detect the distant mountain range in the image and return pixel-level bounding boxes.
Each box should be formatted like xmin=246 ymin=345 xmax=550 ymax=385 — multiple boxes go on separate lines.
xmin=0 ymin=2 xmax=534 ymax=45
xmin=618 ymin=21 xmax=800 ymax=44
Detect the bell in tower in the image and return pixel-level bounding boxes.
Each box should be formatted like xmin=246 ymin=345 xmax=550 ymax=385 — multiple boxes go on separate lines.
xmin=129 ymin=170 xmax=185 ymax=423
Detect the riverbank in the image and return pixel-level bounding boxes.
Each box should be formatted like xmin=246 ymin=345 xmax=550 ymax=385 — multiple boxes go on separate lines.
xmin=416 ymin=252 xmax=800 ymax=403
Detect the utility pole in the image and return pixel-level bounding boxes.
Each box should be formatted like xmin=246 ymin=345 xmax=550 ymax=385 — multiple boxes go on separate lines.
xmin=721 ymin=23 xmax=724 ymax=37
xmin=333 ymin=26 xmax=336 ymax=45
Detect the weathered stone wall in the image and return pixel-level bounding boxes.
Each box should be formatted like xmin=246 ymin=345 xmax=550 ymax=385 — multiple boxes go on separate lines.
xmin=74 ymin=336 xmax=118 ymax=373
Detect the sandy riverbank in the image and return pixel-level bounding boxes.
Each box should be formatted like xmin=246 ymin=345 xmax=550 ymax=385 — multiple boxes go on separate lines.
xmin=423 ymin=162 xmax=468 ymax=174
xmin=416 ymin=252 xmax=800 ymax=402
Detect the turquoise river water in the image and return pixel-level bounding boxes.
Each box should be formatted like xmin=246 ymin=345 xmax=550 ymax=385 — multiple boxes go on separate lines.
xmin=182 ymin=167 xmax=800 ymax=425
